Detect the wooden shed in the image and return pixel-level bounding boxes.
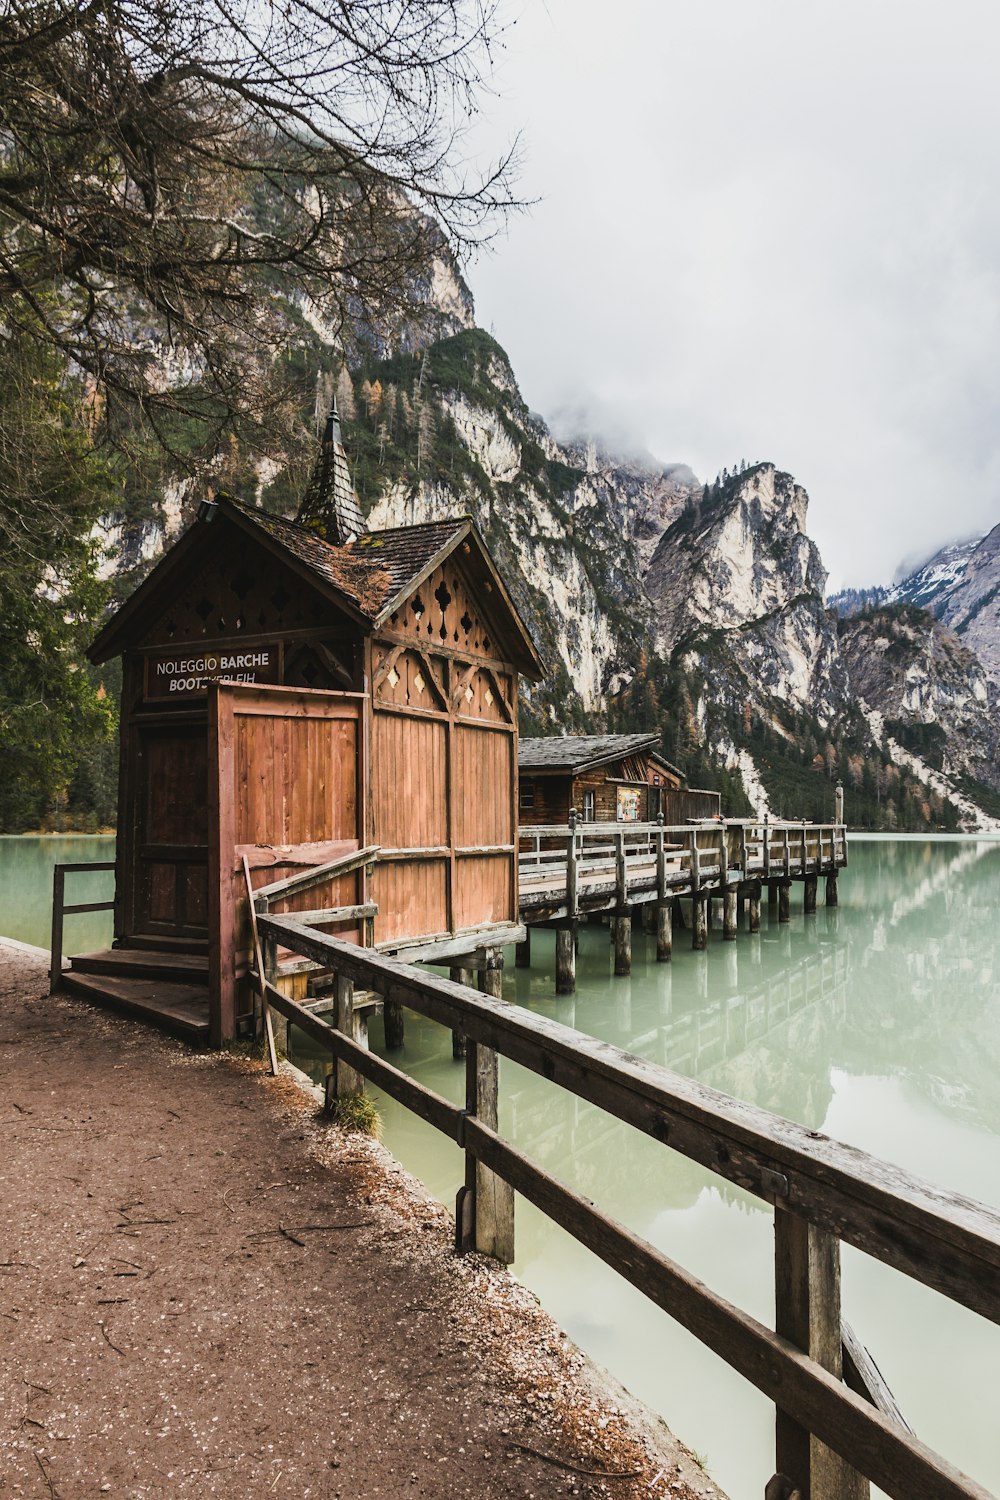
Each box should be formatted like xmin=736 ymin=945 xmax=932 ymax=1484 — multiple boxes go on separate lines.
xmin=518 ymin=733 xmax=720 ymax=826
xmin=79 ymin=470 xmax=543 ymax=1045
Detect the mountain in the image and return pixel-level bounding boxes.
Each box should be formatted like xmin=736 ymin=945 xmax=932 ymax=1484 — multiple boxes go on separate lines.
xmin=836 ymin=604 xmax=1000 ymax=821
xmin=93 ymin=218 xmax=997 ymax=832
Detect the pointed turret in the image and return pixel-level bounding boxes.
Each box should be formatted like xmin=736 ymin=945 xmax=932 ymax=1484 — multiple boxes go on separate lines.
xmin=297 ymin=396 xmax=367 ymax=546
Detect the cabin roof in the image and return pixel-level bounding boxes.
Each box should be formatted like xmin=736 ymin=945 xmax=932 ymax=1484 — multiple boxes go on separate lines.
xmin=519 ymin=733 xmax=682 ymax=779
xmin=89 ymin=495 xmax=544 ymax=678
xmin=241 ymin=502 xmax=467 ymax=620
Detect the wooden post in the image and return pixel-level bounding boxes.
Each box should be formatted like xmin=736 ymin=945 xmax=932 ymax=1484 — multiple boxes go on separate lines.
xmin=455 ymin=959 xmax=515 ymax=1264
xmin=615 ymin=828 xmax=627 ymax=909
xmin=656 ymin=901 xmax=672 ymax=962
xmin=242 ymin=855 xmax=278 ymax=1075
xmin=768 ymin=880 xmax=779 ymax=909
xmin=763 ymin=816 xmax=772 ymax=881
xmin=330 ymin=974 xmax=363 ymax=1098
xmin=774 ymin=1207 xmax=869 ymax=1500
xmin=692 ymin=896 xmax=708 ymax=951
xmin=804 ymin=874 xmax=818 ymax=915
xmin=449 ymin=966 xmax=473 ymax=1057
xmin=748 ymin=883 xmax=762 ymax=934
xmin=515 ymin=934 xmax=531 ymax=968
xmin=566 ymin=807 xmax=579 ymax=926
xmin=383 ymin=993 xmax=405 ymax=1050
xmin=655 ymin=820 xmax=671 ymax=962
xmin=723 ymin=889 xmax=738 ymax=941
xmin=835 ymin=780 xmax=844 ymax=827
xmin=779 ymin=880 xmax=792 ymax=924
xmin=613 ymin=911 xmax=632 ymax=976
xmin=50 ymin=864 xmax=65 ymax=994
xmin=826 ymin=872 xmax=839 ymax=907
xmin=260 ymin=930 xmax=286 ymax=1054
xmin=555 ymin=925 xmax=576 ymax=994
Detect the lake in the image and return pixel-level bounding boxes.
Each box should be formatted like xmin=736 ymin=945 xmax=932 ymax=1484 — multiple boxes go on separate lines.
xmin=3 ymin=833 xmax=999 ymax=1496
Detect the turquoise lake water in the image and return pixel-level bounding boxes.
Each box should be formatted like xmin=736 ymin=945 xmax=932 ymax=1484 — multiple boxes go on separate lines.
xmin=3 ymin=834 xmax=999 ymax=1496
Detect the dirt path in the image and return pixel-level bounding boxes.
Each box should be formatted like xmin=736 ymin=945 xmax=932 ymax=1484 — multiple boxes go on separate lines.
xmin=0 ymin=941 xmax=725 ymax=1500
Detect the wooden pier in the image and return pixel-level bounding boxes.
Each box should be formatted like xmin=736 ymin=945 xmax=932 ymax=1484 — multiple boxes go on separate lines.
xmin=516 ymin=817 xmax=847 ymax=991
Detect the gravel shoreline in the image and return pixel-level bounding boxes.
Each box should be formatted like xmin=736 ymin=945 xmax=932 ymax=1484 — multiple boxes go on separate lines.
xmin=0 ymin=939 xmax=726 ymax=1499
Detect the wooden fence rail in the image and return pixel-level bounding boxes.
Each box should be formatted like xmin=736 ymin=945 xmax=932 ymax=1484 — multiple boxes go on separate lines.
xmin=50 ymin=862 xmax=116 ymax=992
xmin=257 ymin=912 xmax=996 ymax=1500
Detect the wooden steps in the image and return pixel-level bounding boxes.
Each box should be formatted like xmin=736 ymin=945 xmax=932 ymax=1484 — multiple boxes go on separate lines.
xmin=73 ymin=947 xmax=208 ymax=984
xmin=127 ymin=933 xmax=209 ymax=955
xmin=62 ymin=950 xmax=210 ymax=1044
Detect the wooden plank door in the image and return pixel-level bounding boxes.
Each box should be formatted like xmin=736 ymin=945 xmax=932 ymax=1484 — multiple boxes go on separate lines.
xmin=131 ymin=719 xmax=209 ymax=940
xmin=208 ymin=684 xmax=366 ymax=1044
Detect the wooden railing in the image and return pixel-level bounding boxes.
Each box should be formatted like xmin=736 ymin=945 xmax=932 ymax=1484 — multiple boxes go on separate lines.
xmin=255 ymin=912 xmax=997 ymax=1500
xmin=518 ymin=819 xmax=847 ymax=887
xmin=50 ymin=862 xmax=116 ymax=991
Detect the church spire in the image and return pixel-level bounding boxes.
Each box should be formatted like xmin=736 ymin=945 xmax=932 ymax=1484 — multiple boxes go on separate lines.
xmin=296 ymin=393 xmax=367 ymax=546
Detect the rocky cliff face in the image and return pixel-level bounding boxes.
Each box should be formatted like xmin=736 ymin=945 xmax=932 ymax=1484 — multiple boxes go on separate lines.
xmin=645 ymin=465 xmax=848 ymax=722
xmin=837 ymin=606 xmax=999 ymax=796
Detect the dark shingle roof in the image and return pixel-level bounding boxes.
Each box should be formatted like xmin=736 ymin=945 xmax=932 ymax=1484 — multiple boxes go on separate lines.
xmin=518 ymin=733 xmax=662 ymax=774
xmin=231 ymin=501 xmax=468 ymax=622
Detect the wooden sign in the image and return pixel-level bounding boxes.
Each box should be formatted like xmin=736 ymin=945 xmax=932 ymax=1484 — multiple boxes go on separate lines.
xmin=144 ymin=641 xmax=281 ymax=700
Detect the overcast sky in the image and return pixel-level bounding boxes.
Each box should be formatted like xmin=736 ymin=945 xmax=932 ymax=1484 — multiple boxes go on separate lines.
xmin=465 ymin=0 xmax=1000 ymax=590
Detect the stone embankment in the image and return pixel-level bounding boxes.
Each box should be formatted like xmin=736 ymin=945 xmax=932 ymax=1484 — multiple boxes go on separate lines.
xmin=0 ymin=940 xmax=724 ymax=1500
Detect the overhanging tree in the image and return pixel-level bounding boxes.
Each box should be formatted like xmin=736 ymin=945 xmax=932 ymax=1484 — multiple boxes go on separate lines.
xmin=0 ymin=0 xmax=518 ymax=464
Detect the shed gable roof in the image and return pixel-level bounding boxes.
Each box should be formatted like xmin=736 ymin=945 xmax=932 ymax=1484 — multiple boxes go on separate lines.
xmin=89 ymin=495 xmax=544 ymax=678
xmin=519 ymin=733 xmax=662 ymax=774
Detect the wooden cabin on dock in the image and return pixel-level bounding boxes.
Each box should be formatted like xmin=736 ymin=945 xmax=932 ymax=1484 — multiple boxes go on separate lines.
xmin=71 ymin=408 xmax=543 ymax=1045
xmin=518 ymin=734 xmax=720 ymax=826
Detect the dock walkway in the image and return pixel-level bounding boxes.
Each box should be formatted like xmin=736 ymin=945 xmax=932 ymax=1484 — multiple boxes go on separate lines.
xmin=0 ymin=940 xmax=718 ymax=1500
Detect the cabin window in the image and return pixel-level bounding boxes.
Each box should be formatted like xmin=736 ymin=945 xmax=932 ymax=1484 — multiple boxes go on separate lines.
xmin=582 ymin=790 xmax=595 ymax=822
xmin=519 ymin=784 xmax=535 ymax=810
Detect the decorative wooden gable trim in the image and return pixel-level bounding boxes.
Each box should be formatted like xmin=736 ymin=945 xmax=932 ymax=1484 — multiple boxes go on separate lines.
xmin=453 ymin=664 xmax=513 ymax=724
xmin=373 ymin=645 xmax=448 ymax=713
xmin=139 ymin=525 xmax=341 ymax=652
xmin=381 ymin=557 xmax=510 ymax=667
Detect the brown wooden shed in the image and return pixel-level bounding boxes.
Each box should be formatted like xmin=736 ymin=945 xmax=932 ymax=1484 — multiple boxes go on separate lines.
xmin=517 ymin=734 xmax=720 ymax=826
xmin=84 ymin=491 xmax=543 ymax=1045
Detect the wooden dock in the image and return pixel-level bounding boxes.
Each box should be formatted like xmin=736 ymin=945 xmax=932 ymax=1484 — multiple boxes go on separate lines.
xmin=516 ymin=817 xmax=847 ymax=990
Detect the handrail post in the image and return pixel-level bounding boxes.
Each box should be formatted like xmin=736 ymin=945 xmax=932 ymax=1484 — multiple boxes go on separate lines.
xmin=773 ymin=1208 xmax=869 ymax=1500
xmin=557 ymin=809 xmax=579 ymax=994
xmin=655 ymin=815 xmax=672 ymax=962
xmin=690 ymin=832 xmax=707 ymax=950
xmin=457 ymin=952 xmax=515 ymax=1263
xmin=613 ymin=829 xmax=631 ymax=976
xmin=50 ymin=864 xmax=65 ymax=994
xmin=566 ymin=808 xmax=579 ymax=921
xmin=326 ymin=972 xmax=364 ymax=1100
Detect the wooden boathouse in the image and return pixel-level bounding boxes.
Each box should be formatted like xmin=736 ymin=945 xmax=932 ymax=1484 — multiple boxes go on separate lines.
xmin=517 ymin=732 xmax=721 ymax=825
xmin=59 ymin=408 xmax=544 ymax=1045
